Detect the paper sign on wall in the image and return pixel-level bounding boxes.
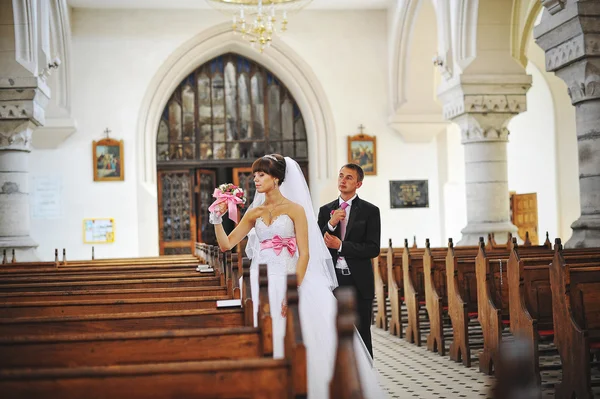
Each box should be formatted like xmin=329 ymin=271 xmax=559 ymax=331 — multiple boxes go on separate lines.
xmin=31 ymin=175 xmax=62 ymax=219
xmin=83 ymin=218 xmax=115 ymax=244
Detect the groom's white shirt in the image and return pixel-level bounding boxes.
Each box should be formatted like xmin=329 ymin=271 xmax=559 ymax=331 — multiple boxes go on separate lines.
xmin=327 ymin=194 xmax=357 ymax=270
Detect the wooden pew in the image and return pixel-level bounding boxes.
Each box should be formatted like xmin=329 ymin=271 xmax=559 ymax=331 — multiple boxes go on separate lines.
xmin=0 ymin=308 xmax=245 ymax=336
xmin=550 ymin=240 xmax=600 ymax=399
xmin=0 ymin=262 xmax=200 ymax=275
xmin=446 ymin=239 xmax=480 ymax=367
xmin=387 ymin=240 xmax=404 ymax=337
xmin=476 ymin=240 xmax=509 ymax=375
xmin=0 ymin=262 xmax=264 ymax=369
xmin=330 ymin=286 xmax=366 ymax=399
xmin=0 ymin=327 xmax=262 ymax=368
xmin=422 ymin=239 xmax=448 ymax=355
xmin=0 ymin=286 xmax=228 ymax=303
xmin=0 ymin=249 xmax=232 ymax=304
xmin=402 ymin=239 xmax=428 ymax=345
xmin=0 ymin=275 xmax=307 ymax=399
xmin=0 ymin=295 xmax=232 ymax=318
xmin=0 ymin=270 xmax=209 ymax=284
xmin=373 ymin=247 xmax=388 ymax=330
xmin=2 ymin=252 xmax=200 ymax=270
xmin=0 ymin=275 xmax=221 ymax=292
xmin=507 ymin=239 xmax=600 ymax=391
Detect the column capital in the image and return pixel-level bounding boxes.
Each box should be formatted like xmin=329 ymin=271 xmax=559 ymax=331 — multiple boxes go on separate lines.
xmin=439 ymin=78 xmax=531 ymax=120
xmin=0 ymin=121 xmax=34 ymax=151
xmin=453 ymin=113 xmax=511 ymax=144
xmin=535 ymin=1 xmax=600 ymax=104
xmin=438 ymin=78 xmax=530 ymax=144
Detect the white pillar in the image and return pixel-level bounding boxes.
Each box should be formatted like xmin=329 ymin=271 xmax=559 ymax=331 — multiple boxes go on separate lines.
xmin=0 ymin=1 xmax=52 ymax=260
xmin=535 ymin=0 xmax=600 ymax=248
xmin=0 ymin=121 xmax=37 ymax=260
xmin=439 ymin=81 xmax=531 ymax=246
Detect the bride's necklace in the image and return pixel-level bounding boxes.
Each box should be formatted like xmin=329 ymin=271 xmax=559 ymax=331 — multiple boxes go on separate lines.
xmin=265 ymin=196 xmax=285 ymax=220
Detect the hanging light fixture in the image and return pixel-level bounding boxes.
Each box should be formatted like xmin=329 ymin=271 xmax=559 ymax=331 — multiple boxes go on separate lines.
xmin=206 ymin=0 xmax=312 ymax=53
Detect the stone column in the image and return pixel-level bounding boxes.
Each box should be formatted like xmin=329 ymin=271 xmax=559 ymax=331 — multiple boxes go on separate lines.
xmin=535 ymin=1 xmax=600 ymax=248
xmin=439 ymin=80 xmax=531 ymax=246
xmin=0 ymin=85 xmax=49 ymax=261
xmin=1 ymin=1 xmax=53 ymax=260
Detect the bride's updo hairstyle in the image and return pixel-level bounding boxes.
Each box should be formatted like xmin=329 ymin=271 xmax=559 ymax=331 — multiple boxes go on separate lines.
xmin=252 ymin=154 xmax=286 ymax=186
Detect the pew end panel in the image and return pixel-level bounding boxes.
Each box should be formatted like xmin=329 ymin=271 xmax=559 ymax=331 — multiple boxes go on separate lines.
xmin=330 ymin=287 xmax=365 ymax=399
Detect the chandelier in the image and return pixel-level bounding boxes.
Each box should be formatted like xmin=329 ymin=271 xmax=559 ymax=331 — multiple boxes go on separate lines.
xmin=207 ymin=0 xmax=312 ymax=53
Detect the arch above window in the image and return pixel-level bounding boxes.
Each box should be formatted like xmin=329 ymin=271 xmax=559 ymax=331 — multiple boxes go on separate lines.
xmin=157 ymin=53 xmax=308 ymax=164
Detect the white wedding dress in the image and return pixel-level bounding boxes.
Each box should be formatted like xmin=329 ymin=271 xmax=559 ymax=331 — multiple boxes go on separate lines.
xmin=249 ymin=213 xmax=387 ymax=399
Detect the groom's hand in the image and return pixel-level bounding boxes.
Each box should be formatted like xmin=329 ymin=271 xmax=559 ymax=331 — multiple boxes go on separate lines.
xmin=329 ymin=209 xmax=346 ymax=227
xmin=324 ymin=232 xmax=342 ymax=250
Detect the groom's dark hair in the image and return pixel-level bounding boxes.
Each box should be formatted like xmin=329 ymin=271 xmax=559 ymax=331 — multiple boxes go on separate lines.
xmin=341 ymin=163 xmax=364 ymax=182
xmin=252 ymin=154 xmax=286 ymax=186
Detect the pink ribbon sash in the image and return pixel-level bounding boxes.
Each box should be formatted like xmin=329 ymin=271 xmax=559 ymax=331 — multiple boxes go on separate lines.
xmin=208 ymin=189 xmax=244 ymax=223
xmin=260 ymin=235 xmax=297 ymax=256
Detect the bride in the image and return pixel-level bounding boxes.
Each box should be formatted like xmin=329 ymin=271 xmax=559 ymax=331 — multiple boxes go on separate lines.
xmin=211 ymin=154 xmax=385 ymax=399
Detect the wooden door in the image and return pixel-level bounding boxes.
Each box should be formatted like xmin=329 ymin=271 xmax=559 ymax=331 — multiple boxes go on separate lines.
xmin=157 ymin=170 xmax=196 ymax=254
xmin=510 ymin=193 xmax=539 ymax=245
xmin=196 ymin=169 xmax=217 ymax=245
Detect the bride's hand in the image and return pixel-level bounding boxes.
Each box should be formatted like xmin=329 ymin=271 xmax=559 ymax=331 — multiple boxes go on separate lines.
xmin=281 ymin=300 xmax=288 ymax=317
xmin=215 ymin=203 xmax=228 ymax=216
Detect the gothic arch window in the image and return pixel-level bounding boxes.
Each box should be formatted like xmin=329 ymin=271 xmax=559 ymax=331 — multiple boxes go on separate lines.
xmin=156 ymin=53 xmax=308 ymax=254
xmin=157 ymin=53 xmax=308 ymax=163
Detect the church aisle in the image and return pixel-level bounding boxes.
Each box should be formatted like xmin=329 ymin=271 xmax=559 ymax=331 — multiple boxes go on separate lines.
xmin=372 ymin=327 xmax=495 ymax=399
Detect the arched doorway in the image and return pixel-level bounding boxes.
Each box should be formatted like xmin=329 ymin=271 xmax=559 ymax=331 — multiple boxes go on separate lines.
xmin=156 ymin=53 xmax=309 ymax=254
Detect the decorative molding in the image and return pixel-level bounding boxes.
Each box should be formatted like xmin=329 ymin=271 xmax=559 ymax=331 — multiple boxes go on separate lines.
xmin=452 ymin=113 xmax=514 ymax=144
xmin=562 ymin=61 xmax=600 ymax=104
xmin=461 ymin=126 xmax=510 ymax=144
xmin=443 ymin=94 xmax=528 ymax=120
xmin=512 ymin=0 xmax=543 ymax=68
xmin=456 ymin=0 xmax=478 ymax=67
xmin=46 ymin=0 xmax=73 ymax=116
xmin=0 ymin=86 xmax=50 ymax=126
xmin=388 ymin=0 xmax=421 ymax=113
xmin=0 ymin=104 xmax=31 ymax=119
xmin=541 ymin=0 xmax=566 ymax=15
xmin=545 ymin=34 xmax=587 ymax=71
xmin=0 ymin=129 xmax=33 ymax=151
xmin=12 ymin=0 xmax=38 ymax=75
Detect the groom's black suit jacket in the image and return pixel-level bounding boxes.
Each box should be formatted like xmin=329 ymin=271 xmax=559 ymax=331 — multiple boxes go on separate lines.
xmin=317 ymin=196 xmax=381 ymax=300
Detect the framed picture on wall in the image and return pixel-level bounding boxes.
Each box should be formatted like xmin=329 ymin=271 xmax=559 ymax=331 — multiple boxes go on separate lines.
xmin=93 ymin=138 xmax=124 ymax=182
xmin=347 ymin=133 xmax=377 ymax=175
xmin=389 ymin=180 xmax=429 ymax=208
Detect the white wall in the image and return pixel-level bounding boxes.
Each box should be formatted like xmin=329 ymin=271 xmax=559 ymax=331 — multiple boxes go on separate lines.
xmin=507 ymin=60 xmax=559 ymax=242
xmin=442 ymin=124 xmax=467 ymax=244
xmin=28 ymin=8 xmax=446 ymax=260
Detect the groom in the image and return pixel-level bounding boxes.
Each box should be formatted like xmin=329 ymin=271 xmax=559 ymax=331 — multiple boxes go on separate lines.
xmin=318 ymin=163 xmax=381 ymax=358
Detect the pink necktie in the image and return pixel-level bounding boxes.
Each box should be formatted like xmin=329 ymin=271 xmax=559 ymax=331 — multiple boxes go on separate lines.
xmin=339 ymin=202 xmax=349 ymax=240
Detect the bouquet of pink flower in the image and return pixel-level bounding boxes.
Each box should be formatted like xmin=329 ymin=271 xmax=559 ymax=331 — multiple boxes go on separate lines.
xmin=208 ymin=183 xmax=247 ymax=223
